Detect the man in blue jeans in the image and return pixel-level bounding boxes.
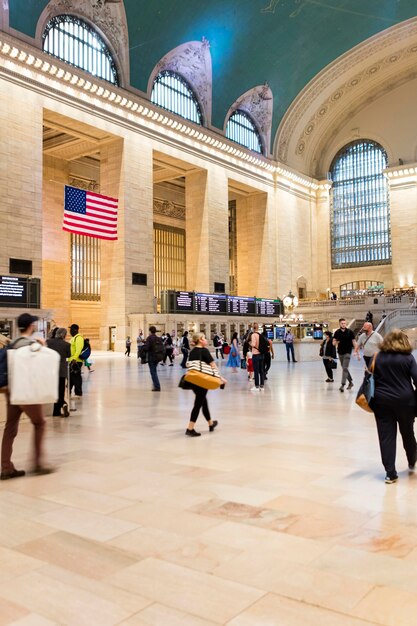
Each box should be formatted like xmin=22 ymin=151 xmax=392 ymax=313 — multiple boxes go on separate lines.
xmin=249 ymin=322 xmax=264 ymax=391
xmin=144 ymin=326 xmax=163 ymax=391
xmin=284 ymin=328 xmax=297 ymax=362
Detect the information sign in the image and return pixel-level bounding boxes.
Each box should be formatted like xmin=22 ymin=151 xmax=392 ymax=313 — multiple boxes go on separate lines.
xmin=0 ymin=276 xmax=27 ymax=305
xmin=227 ymin=296 xmax=256 ymax=316
xmin=175 ymin=291 xmax=194 ymax=312
xmin=195 ymin=293 xmax=227 ymax=314
xmin=256 ymin=298 xmax=283 ymax=316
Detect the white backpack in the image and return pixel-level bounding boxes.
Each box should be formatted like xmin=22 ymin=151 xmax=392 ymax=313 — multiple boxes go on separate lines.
xmin=8 ymin=343 xmax=60 ymax=405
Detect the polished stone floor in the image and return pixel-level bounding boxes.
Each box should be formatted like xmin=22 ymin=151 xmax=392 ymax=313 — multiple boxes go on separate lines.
xmin=1 ymin=351 xmax=417 ymax=625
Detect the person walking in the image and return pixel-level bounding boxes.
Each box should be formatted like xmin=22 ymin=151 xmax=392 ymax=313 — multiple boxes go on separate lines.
xmin=226 ymin=332 xmax=240 ymax=372
xmin=1 ymin=313 xmax=54 ymax=479
xmin=46 ymin=327 xmax=71 ymax=416
xmin=185 ymin=333 xmax=225 ymax=437
xmin=143 ymin=326 xmax=164 ymax=391
xmin=250 ymin=322 xmax=264 ymax=391
xmin=284 ymin=327 xmax=297 ymax=362
xmin=68 ymin=324 xmax=84 ymax=397
xmin=125 ymin=336 xmax=131 ymax=357
xmin=262 ymin=328 xmax=274 ymax=379
xmin=136 ymin=330 xmax=145 ymax=359
xmin=333 ymin=318 xmax=357 ymax=392
xmin=320 ymin=330 xmax=337 ymax=382
xmin=163 ymin=333 xmax=174 ymax=365
xmin=371 ymin=329 xmax=417 ymax=484
xmin=213 ymin=333 xmax=224 ymax=359
xmin=180 ymin=331 xmax=190 ymax=368
xmin=354 ymin=322 xmax=383 ymax=369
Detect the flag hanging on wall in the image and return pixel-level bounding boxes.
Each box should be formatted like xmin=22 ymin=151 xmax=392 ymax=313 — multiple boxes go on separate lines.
xmin=63 ymin=185 xmax=118 ymax=240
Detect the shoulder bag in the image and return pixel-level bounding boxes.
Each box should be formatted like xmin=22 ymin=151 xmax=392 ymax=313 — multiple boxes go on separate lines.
xmin=355 ymin=354 xmax=377 ymax=413
xmin=184 ymin=351 xmax=222 ymax=390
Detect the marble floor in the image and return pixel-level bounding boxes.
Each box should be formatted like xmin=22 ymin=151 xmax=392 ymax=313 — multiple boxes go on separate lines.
xmin=1 ymin=352 xmax=417 ymax=625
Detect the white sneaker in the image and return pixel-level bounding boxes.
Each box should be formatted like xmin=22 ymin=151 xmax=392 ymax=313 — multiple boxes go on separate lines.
xmin=250 ymin=387 xmax=260 ymax=391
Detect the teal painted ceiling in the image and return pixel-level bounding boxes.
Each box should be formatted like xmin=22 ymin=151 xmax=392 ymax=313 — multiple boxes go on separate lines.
xmin=7 ymin=0 xmax=417 ymax=147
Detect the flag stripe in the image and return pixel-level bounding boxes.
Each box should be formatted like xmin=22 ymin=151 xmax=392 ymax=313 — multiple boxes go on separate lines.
xmin=86 ymin=200 xmax=118 ymax=212
xmin=87 ymin=191 xmax=118 ymax=203
xmin=63 ymin=216 xmax=116 ymax=232
xmin=64 ymin=210 xmax=117 ymax=224
xmin=63 ymin=227 xmax=117 ymax=240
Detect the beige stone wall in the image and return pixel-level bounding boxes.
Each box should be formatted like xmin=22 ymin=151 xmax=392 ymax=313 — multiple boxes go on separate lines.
xmin=389 ymin=173 xmax=417 ymax=288
xmin=0 ymin=82 xmax=43 ymax=278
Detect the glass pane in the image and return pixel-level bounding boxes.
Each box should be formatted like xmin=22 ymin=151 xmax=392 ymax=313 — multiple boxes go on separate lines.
xmin=226 ymin=111 xmax=262 ymax=154
xmin=330 ymin=140 xmax=391 ymax=268
xmin=151 ymin=71 xmax=202 ymax=125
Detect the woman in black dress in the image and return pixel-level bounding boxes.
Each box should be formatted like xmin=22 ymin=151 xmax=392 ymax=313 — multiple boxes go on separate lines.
xmin=185 ymin=333 xmax=225 ymax=437
xmin=180 ymin=331 xmax=190 ymax=368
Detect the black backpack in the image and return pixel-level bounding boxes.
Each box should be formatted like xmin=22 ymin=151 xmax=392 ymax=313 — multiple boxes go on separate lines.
xmin=256 ymin=333 xmax=269 ymax=356
xmin=0 ymin=346 xmax=8 ymax=389
xmin=151 ymin=336 xmax=166 ymax=362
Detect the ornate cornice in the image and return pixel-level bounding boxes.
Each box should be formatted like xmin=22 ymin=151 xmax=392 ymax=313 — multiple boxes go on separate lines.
xmin=275 ymin=17 xmax=417 ymax=175
xmin=148 ymin=39 xmax=212 ymax=125
xmin=153 ymin=198 xmax=185 ymax=220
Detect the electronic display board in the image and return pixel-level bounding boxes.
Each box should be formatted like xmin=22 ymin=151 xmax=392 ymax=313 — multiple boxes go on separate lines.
xmin=0 ymin=276 xmax=27 ymax=305
xmin=195 ymin=293 xmax=227 ymax=314
xmin=175 ymin=291 xmax=194 ymax=312
xmin=255 ymin=298 xmax=283 ymax=316
xmin=227 ymin=296 xmax=256 ymax=316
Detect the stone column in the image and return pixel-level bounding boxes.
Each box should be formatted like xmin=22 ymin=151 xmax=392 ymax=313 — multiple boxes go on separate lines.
xmin=185 ymin=166 xmax=229 ymax=293
xmin=312 ymin=181 xmax=332 ymax=297
xmin=42 ymin=155 xmax=71 ymax=324
xmin=236 ymin=191 xmax=277 ymax=297
xmin=0 ymin=85 xmax=43 ymax=279
xmin=388 ymin=169 xmax=417 ymax=288
xmin=100 ymin=136 xmax=154 ymax=350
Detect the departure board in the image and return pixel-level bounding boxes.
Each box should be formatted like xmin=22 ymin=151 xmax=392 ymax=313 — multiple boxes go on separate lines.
xmin=195 ymin=293 xmax=227 ymax=314
xmin=227 ymin=296 xmax=256 ymax=316
xmin=255 ymin=298 xmax=283 ymax=316
xmin=175 ymin=291 xmax=194 ymax=312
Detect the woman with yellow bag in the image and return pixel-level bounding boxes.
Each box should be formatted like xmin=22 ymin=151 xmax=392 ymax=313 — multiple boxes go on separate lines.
xmin=184 ymin=333 xmax=226 ymax=437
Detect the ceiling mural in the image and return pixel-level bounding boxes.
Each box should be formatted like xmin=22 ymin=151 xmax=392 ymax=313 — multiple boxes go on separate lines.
xmin=5 ymin=0 xmax=417 ymax=153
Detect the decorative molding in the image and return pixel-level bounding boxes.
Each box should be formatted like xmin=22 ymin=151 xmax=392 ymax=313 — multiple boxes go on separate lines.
xmin=69 ymin=176 xmax=100 ymax=192
xmin=225 ymin=83 xmax=273 ymax=155
xmin=148 ymin=39 xmax=212 ymax=125
xmin=153 ymin=199 xmax=185 ymax=220
xmin=35 ymin=0 xmax=129 ymax=87
xmin=275 ymin=17 xmax=417 ymax=174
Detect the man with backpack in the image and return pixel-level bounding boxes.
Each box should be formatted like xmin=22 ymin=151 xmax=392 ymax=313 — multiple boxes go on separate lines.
xmin=68 ymin=323 xmax=84 ymax=397
xmin=1 ymin=313 xmax=54 ymax=479
xmin=143 ymin=326 xmax=165 ymax=391
xmin=250 ymin=322 xmax=268 ymax=391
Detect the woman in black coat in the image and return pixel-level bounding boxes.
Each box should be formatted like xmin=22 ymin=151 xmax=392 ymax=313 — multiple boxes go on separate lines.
xmin=180 ymin=331 xmax=190 ymax=368
xmin=372 ymin=329 xmax=417 ymax=484
xmin=320 ymin=330 xmax=337 ymax=382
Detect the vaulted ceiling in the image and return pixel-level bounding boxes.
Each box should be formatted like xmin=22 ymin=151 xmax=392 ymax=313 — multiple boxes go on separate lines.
xmin=7 ymin=0 xmax=417 ymax=145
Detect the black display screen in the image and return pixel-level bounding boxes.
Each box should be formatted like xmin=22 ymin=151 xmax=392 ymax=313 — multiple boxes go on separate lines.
xmin=0 ymin=276 xmax=27 ymax=305
xmin=195 ymin=293 xmax=227 ymax=314
xmin=175 ymin=291 xmax=194 ymax=312
xmin=255 ymin=298 xmax=282 ymax=316
xmin=227 ymin=296 xmax=256 ymax=316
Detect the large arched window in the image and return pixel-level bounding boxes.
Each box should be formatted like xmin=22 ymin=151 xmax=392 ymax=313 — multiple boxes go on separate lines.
xmin=151 ymin=71 xmax=202 ymax=125
xmin=42 ymin=15 xmax=119 ymax=85
xmin=226 ymin=110 xmax=263 ymax=154
xmin=330 ymin=140 xmax=391 ymax=268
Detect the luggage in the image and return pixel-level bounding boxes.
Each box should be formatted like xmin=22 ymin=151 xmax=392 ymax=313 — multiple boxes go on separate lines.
xmin=8 ymin=343 xmax=60 ymax=405
xmin=240 ymin=358 xmax=247 ymax=369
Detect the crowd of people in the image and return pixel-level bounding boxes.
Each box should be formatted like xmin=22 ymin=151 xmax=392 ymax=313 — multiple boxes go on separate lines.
xmin=1 ymin=312 xmax=416 ymax=485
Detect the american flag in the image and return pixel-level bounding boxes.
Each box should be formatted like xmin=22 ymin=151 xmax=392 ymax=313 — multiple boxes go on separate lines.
xmin=63 ymin=186 xmax=118 ymax=240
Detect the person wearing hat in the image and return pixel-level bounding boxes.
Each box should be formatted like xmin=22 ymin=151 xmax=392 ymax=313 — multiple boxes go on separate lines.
xmin=1 ymin=313 xmax=54 ymax=479
xmin=68 ymin=323 xmax=84 ymax=397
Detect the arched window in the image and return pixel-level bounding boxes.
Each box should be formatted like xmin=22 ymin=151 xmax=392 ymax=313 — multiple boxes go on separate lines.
xmin=151 ymin=71 xmax=202 ymax=125
xmin=226 ymin=110 xmax=263 ymax=154
xmin=330 ymin=140 xmax=391 ymax=268
xmin=42 ymin=15 xmax=118 ymax=85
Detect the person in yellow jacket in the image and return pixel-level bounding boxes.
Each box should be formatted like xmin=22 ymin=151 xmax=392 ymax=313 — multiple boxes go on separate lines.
xmin=68 ymin=324 xmax=84 ymax=397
